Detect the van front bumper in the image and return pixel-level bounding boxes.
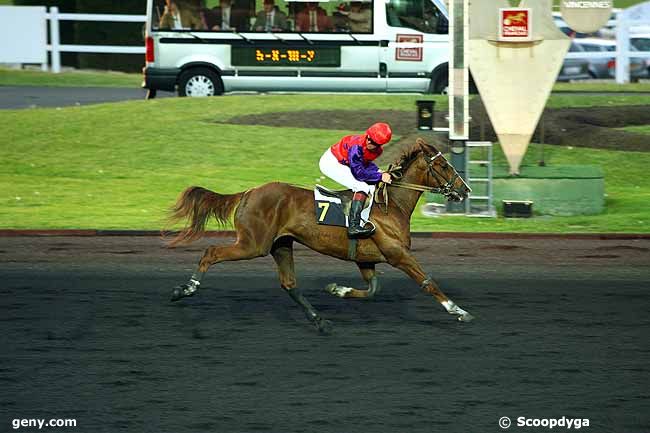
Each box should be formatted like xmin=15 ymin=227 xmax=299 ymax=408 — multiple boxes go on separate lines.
xmin=142 ymin=67 xmax=180 ymax=91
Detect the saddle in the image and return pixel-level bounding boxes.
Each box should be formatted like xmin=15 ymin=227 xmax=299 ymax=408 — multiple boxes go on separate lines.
xmin=313 ymin=185 xmax=374 ymax=228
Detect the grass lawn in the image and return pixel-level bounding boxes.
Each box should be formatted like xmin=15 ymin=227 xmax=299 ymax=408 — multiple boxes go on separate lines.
xmin=1 ymin=94 xmax=649 ymax=233
xmin=0 ymin=68 xmax=142 ymax=88
xmin=623 ymin=125 xmax=650 ymax=134
xmin=3 ymin=67 xmax=650 ymax=93
xmin=609 ymin=0 xmax=646 ymax=7
xmin=553 ymin=82 xmax=650 ymax=93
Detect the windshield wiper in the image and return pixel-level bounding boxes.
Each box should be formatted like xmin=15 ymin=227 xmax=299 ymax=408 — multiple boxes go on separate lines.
xmin=235 ymin=31 xmax=253 ymax=44
xmin=188 ymin=32 xmax=208 ymax=43
xmin=271 ymin=32 xmax=289 ymax=44
xmin=297 ymin=32 xmax=314 ymax=45
xmin=347 ymin=31 xmax=361 ymax=45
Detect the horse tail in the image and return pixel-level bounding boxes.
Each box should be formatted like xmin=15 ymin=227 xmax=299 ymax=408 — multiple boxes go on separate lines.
xmin=165 ymin=186 xmax=244 ymax=247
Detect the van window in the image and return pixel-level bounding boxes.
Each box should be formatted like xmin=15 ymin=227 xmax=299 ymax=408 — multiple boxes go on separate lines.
xmin=386 ymin=0 xmax=447 ymax=34
xmin=151 ymin=0 xmax=374 ymax=34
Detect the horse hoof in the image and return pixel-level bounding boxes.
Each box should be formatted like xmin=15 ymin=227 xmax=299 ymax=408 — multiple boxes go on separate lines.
xmin=324 ymin=283 xmax=353 ymax=298
xmin=170 ymin=287 xmax=184 ymax=302
xmin=316 ymin=318 xmax=334 ymax=335
xmin=458 ymin=312 xmax=474 ymax=322
xmin=170 ymin=284 xmax=195 ymax=302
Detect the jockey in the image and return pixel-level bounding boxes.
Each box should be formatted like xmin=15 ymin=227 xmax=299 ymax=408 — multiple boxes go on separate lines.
xmin=319 ymin=122 xmax=393 ymax=239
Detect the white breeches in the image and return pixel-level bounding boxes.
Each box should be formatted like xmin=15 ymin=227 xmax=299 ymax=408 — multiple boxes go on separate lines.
xmin=319 ymin=149 xmax=373 ymax=195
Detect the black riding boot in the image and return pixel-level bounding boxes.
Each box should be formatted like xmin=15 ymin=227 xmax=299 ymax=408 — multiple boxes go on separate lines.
xmin=348 ymin=193 xmax=375 ymax=239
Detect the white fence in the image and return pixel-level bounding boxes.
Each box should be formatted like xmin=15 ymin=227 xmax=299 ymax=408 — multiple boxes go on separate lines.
xmin=0 ymin=6 xmax=145 ymax=73
xmin=48 ymin=7 xmax=145 ymax=73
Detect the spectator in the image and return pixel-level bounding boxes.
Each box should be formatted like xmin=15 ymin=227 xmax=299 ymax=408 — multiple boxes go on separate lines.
xmin=159 ymin=0 xmax=204 ymax=30
xmin=254 ymin=0 xmax=288 ymax=32
xmin=339 ymin=1 xmax=371 ymax=33
xmin=296 ymin=2 xmax=333 ymax=33
xmin=206 ymin=0 xmax=249 ymax=31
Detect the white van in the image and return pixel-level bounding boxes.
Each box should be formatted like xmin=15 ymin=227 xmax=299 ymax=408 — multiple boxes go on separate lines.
xmin=143 ymin=0 xmax=451 ymax=97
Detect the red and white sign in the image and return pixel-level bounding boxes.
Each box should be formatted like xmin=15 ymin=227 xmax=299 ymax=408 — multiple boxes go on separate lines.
xmin=395 ymin=34 xmax=423 ymax=61
xmin=499 ymin=8 xmax=532 ymax=42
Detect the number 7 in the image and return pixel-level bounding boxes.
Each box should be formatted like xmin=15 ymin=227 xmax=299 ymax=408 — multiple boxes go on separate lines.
xmin=318 ymin=202 xmax=330 ymax=222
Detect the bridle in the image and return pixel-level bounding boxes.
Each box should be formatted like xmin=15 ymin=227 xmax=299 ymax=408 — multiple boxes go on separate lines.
xmin=424 ymin=151 xmax=461 ymax=196
xmin=375 ymin=147 xmax=470 ymax=210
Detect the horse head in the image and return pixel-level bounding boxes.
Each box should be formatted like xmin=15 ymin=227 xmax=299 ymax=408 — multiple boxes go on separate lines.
xmin=396 ymin=138 xmax=471 ymax=202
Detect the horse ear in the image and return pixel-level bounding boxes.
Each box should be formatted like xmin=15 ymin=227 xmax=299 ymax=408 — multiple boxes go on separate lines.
xmin=416 ymin=137 xmax=438 ymax=154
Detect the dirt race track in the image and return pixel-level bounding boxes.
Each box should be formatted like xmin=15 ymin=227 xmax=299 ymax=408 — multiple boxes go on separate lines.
xmin=1 ymin=236 xmax=649 ymax=433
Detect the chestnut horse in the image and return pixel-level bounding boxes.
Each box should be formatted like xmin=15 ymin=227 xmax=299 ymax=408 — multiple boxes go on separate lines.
xmin=167 ymin=138 xmax=473 ymax=333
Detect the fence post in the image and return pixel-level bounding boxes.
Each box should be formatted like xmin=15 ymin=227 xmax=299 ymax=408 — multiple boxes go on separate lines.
xmin=615 ymin=15 xmax=629 ymax=84
xmin=49 ymin=6 xmax=61 ymax=73
xmin=40 ymin=5 xmax=48 ymax=71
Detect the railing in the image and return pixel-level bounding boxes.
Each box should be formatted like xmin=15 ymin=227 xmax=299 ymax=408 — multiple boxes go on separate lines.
xmin=47 ymin=6 xmax=145 ymax=73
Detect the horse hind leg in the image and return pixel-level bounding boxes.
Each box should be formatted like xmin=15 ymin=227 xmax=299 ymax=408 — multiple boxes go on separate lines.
xmin=271 ymin=237 xmax=332 ymax=335
xmin=171 ymin=238 xmax=264 ymax=301
xmin=324 ymin=262 xmax=380 ymax=300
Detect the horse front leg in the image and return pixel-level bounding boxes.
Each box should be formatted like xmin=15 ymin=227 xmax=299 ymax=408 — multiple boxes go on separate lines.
xmin=324 ymin=262 xmax=381 ymax=300
xmin=388 ymin=249 xmax=474 ymax=322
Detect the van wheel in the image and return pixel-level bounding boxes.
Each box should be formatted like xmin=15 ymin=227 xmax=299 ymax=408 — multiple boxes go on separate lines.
xmin=431 ymin=74 xmax=449 ymax=95
xmin=178 ymin=68 xmax=223 ymax=97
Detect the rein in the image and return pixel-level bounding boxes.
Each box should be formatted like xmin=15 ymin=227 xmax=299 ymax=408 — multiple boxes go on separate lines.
xmin=374 ymin=151 xmax=457 ymax=212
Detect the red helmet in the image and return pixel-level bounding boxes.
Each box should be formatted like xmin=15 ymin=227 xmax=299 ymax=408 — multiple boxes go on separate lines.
xmin=366 ymin=122 xmax=392 ymax=145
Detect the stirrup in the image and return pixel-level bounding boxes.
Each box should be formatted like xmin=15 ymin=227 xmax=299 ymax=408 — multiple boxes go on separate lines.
xmin=348 ymin=221 xmax=376 ymax=239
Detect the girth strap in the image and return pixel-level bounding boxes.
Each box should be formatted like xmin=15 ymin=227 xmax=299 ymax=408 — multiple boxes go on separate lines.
xmin=348 ymin=238 xmax=358 ymax=261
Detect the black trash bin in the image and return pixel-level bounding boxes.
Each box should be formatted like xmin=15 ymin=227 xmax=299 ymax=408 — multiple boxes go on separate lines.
xmin=416 ymin=100 xmax=435 ymax=130
xmin=503 ymin=200 xmax=533 ymax=218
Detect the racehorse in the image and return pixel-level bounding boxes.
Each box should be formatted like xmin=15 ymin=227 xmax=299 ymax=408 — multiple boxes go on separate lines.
xmin=166 ymin=138 xmax=474 ymax=333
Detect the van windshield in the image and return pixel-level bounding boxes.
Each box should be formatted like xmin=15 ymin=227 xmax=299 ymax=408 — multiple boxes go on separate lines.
xmin=150 ymin=0 xmax=374 ymax=33
xmin=386 ymin=0 xmax=447 ymax=34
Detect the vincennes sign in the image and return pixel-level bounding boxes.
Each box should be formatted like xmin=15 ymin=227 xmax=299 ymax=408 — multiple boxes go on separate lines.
xmin=560 ymin=0 xmax=613 ymax=34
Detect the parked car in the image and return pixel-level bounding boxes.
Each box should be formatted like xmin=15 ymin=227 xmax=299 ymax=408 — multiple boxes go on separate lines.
xmin=574 ymin=38 xmax=648 ymax=81
xmin=557 ymin=42 xmax=591 ymax=81
xmin=630 ymin=34 xmax=650 ymax=77
xmin=602 ymin=8 xmax=622 ymax=34
xmin=631 ymin=33 xmax=650 ymax=52
xmin=557 ymin=25 xmax=596 ymax=39
xmin=552 ymin=10 xmax=614 ymax=39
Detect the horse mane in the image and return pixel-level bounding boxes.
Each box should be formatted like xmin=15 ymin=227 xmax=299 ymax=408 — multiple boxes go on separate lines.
xmin=394 ymin=138 xmax=439 ymax=170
